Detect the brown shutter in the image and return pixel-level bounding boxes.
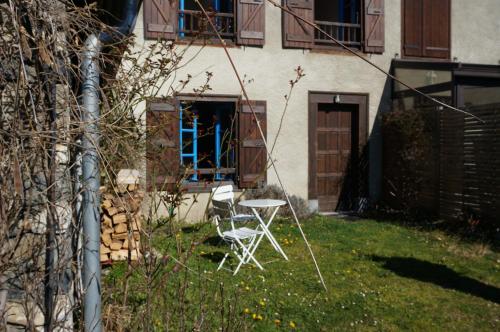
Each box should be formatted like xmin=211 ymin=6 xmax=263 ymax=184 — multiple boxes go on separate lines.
xmin=144 ymin=0 xmax=178 ymax=40
xmin=282 ymin=0 xmax=314 ymax=49
xmin=422 ymin=0 xmax=450 ymax=59
xmin=146 ymin=100 xmax=180 ymax=191
xmin=237 ymin=0 xmax=265 ymax=46
xmin=238 ymin=100 xmax=267 ymax=188
xmin=402 ymin=0 xmax=423 ymax=57
xmin=363 ymin=0 xmax=384 ymax=53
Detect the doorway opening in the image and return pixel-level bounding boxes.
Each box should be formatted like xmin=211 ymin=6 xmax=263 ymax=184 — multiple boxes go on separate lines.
xmin=309 ymin=92 xmax=368 ymax=213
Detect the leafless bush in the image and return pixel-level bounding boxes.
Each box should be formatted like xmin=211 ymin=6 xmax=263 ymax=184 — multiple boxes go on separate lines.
xmin=379 ymin=109 xmax=439 ymax=225
xmin=0 ymin=1 xmax=98 ymax=329
xmin=245 ymin=184 xmax=313 ymax=220
xmin=0 ymin=0 xmax=208 ymax=329
xmin=0 ymin=0 xmax=307 ymax=330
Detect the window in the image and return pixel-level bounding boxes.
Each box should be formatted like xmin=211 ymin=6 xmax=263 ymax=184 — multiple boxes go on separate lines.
xmin=179 ymin=101 xmax=237 ymax=182
xmin=282 ymin=0 xmax=384 ymax=53
xmin=146 ymin=98 xmax=267 ymax=191
xmin=314 ymin=0 xmax=362 ymax=48
xmin=179 ymin=0 xmax=235 ymax=40
xmin=402 ymin=0 xmax=450 ymax=59
xmin=143 ymin=0 xmax=265 ymax=46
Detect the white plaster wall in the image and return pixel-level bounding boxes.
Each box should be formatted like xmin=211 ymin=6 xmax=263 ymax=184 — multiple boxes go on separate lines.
xmin=451 ymin=0 xmax=500 ymax=65
xmin=129 ymin=0 xmax=499 ymax=221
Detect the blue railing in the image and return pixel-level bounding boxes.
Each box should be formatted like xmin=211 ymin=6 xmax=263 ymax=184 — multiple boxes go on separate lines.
xmin=177 ymin=9 xmax=235 ymax=39
xmin=179 ymin=105 xmax=198 ymax=181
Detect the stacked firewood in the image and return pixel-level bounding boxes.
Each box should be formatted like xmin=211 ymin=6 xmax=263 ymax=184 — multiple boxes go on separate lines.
xmin=100 ymin=170 xmax=143 ymax=263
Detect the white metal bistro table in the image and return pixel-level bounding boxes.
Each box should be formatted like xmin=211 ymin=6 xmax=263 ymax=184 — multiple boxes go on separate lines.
xmin=238 ymin=199 xmax=288 ymax=261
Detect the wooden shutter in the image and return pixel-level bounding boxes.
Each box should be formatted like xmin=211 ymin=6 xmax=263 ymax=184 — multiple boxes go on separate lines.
xmin=402 ymin=0 xmax=450 ymax=59
xmin=144 ymin=0 xmax=178 ymax=40
xmin=282 ymin=0 xmax=314 ymax=49
xmin=238 ymin=100 xmax=267 ymax=188
xmin=422 ymin=0 xmax=450 ymax=59
xmin=363 ymin=0 xmax=384 ymax=53
xmin=146 ymin=100 xmax=179 ymax=191
xmin=402 ymin=0 xmax=423 ymax=57
xmin=237 ymin=0 xmax=265 ymax=46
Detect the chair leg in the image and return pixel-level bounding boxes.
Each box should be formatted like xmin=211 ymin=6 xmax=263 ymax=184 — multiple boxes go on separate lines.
xmin=232 ymin=244 xmax=249 ymax=275
xmin=233 ymin=251 xmax=245 ymax=275
xmin=232 ymin=242 xmax=253 ymax=275
xmin=236 ymin=237 xmax=264 ymax=270
xmin=243 ymin=235 xmax=265 ymax=269
xmin=243 ymin=235 xmax=258 ymax=263
xmin=217 ymin=252 xmax=230 ymax=271
xmin=218 ymin=237 xmax=263 ymax=275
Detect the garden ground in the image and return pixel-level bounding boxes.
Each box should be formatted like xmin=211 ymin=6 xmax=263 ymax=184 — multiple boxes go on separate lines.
xmin=103 ymin=216 xmax=500 ymax=331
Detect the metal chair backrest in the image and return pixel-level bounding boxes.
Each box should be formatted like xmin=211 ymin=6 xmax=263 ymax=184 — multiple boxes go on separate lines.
xmin=211 ymin=198 xmax=233 ymax=219
xmin=212 ymin=185 xmax=237 ymax=215
xmin=212 ymin=184 xmax=235 ymax=202
xmin=211 ymin=199 xmax=232 ymax=238
xmin=211 ymin=185 xmax=238 ymax=236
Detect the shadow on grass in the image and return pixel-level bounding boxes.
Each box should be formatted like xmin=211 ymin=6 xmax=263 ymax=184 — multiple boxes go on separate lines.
xmin=370 ymin=255 xmax=500 ymax=304
xmin=200 ymin=251 xmax=228 ymax=263
xmin=181 ymin=225 xmax=202 ymax=233
xmin=203 ymin=235 xmax=224 ymax=247
xmin=363 ymin=209 xmax=500 ymax=252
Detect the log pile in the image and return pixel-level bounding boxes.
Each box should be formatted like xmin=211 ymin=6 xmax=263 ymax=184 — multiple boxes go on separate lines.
xmin=100 ymin=170 xmax=143 ymax=263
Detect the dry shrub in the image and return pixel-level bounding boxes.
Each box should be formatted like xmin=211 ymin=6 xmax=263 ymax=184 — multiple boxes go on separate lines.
xmin=244 ymin=184 xmax=312 ymax=220
xmin=380 ymin=108 xmax=439 ymax=224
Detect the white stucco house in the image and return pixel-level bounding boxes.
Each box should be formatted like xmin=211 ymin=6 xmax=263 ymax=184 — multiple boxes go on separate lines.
xmin=127 ymin=0 xmax=500 ymax=221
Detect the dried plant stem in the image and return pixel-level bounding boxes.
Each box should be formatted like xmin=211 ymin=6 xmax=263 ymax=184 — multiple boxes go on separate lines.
xmin=194 ymin=0 xmax=328 ymax=291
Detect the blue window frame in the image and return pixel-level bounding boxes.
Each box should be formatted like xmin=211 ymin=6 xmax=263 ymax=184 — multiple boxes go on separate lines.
xmin=179 ymin=103 xmax=198 ymax=180
xmin=179 ymin=101 xmax=236 ymax=182
xmin=314 ymin=0 xmax=361 ymax=47
xmin=178 ymin=0 xmax=235 ymax=40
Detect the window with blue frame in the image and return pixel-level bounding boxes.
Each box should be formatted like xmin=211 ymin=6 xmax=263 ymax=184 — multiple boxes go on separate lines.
xmin=178 ymin=0 xmax=235 ymax=40
xmin=146 ymin=98 xmax=267 ymax=190
xmin=314 ymin=0 xmax=361 ymax=48
xmin=179 ymin=101 xmax=236 ymax=182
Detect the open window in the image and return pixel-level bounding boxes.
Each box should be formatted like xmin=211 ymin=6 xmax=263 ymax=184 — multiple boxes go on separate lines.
xmin=314 ymin=0 xmax=362 ymax=48
xmin=282 ymin=0 xmax=384 ymax=53
xmin=143 ymin=0 xmax=265 ymax=46
xmin=179 ymin=101 xmax=237 ymax=182
xmin=179 ymin=0 xmax=235 ymax=40
xmin=146 ymin=97 xmax=267 ymax=191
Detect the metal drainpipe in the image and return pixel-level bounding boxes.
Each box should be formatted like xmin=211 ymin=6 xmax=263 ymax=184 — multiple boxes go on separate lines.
xmin=81 ymin=33 xmax=102 ymax=332
xmin=79 ymin=1 xmax=138 ymax=331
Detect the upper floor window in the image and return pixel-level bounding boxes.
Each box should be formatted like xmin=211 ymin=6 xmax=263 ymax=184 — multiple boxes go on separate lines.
xmin=143 ymin=0 xmax=266 ymax=47
xmin=314 ymin=0 xmax=362 ymax=48
xmin=282 ymin=0 xmax=385 ymax=53
xmin=402 ymin=0 xmax=450 ymax=59
xmin=179 ymin=0 xmax=235 ymax=40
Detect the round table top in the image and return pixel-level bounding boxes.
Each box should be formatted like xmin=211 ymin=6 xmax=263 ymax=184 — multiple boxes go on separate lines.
xmin=238 ymin=199 xmax=287 ymax=208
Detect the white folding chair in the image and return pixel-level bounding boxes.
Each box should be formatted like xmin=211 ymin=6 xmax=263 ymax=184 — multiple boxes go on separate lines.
xmin=211 ymin=185 xmax=255 ymax=225
xmin=211 ymin=192 xmax=264 ymax=275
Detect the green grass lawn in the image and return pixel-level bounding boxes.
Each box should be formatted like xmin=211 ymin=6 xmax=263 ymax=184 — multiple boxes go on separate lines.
xmin=103 ymin=216 xmax=500 ymax=331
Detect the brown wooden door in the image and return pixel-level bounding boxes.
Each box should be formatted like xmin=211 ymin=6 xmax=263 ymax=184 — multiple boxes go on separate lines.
xmin=315 ymin=103 xmax=359 ymax=212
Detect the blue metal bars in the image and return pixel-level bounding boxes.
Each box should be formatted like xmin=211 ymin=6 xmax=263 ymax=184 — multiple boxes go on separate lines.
xmin=214 ymin=109 xmax=222 ymax=180
xmin=350 ymin=0 xmax=357 ymax=23
xmin=179 ymin=102 xmax=228 ymax=182
xmin=179 ymin=0 xmax=185 ymax=38
xmin=179 ymin=104 xmax=198 ymax=181
xmin=338 ymin=0 xmax=359 ymax=40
